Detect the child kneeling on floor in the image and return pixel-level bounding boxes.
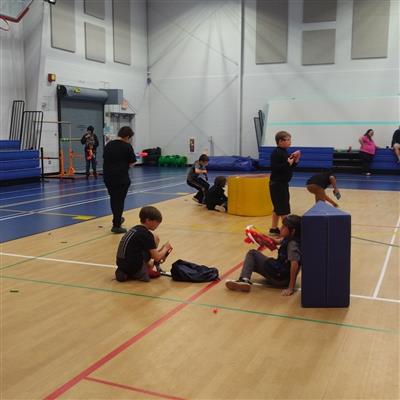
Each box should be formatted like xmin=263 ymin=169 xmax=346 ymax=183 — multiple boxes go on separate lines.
xmin=205 ymin=176 xmax=228 ymax=212
xmin=226 ymin=214 xmax=301 ymax=296
xmin=115 ymin=206 xmax=172 ymax=282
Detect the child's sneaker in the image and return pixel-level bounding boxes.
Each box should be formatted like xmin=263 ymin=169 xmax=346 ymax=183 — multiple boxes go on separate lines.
xmin=111 ymin=226 xmax=127 ymax=234
xmin=225 ymin=278 xmax=252 ymax=292
xmin=268 ymin=228 xmax=280 ymax=237
xmin=214 ymin=205 xmax=226 ymax=212
xmin=115 ymin=268 xmax=128 ymax=282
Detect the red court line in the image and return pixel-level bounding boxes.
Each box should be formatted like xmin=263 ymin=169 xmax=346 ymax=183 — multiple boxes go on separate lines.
xmin=44 ymin=262 xmax=243 ymax=399
xmin=84 ymin=376 xmax=188 ymax=400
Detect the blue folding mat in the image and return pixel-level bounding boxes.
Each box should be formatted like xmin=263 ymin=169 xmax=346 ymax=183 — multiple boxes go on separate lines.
xmin=301 ymin=201 xmax=351 ymax=308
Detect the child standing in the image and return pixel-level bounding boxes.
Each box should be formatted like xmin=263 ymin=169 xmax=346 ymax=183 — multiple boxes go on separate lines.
xmin=269 ymin=131 xmax=300 ymax=236
xmin=306 ymin=170 xmax=341 ymax=207
xmin=103 ymin=126 xmax=137 ymax=234
xmin=187 ymin=154 xmax=210 ymax=204
xmin=225 ymin=215 xmax=301 ymax=296
xmin=205 ymin=176 xmax=228 ymax=212
xmin=115 ymin=206 xmax=172 ymax=282
xmin=80 ymin=126 xmax=99 ymax=178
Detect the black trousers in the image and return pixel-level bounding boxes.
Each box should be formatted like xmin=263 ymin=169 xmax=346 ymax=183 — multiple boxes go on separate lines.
xmin=359 ymin=151 xmax=374 ymax=173
xmin=105 ymin=182 xmax=130 ymax=227
xmin=187 ymin=178 xmax=210 ymax=203
xmin=85 ymin=157 xmax=97 ymax=175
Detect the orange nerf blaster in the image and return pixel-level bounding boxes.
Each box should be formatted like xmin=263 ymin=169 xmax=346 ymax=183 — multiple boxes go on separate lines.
xmin=86 ymin=148 xmax=93 ymax=160
xmin=244 ymin=225 xmax=277 ymax=251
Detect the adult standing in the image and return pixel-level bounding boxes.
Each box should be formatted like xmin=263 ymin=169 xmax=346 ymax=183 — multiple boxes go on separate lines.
xmin=103 ymin=126 xmax=137 ymax=233
xmin=391 ymin=126 xmax=400 ymax=163
xmin=359 ymin=129 xmax=378 ymax=176
xmin=80 ymin=125 xmax=99 ymax=178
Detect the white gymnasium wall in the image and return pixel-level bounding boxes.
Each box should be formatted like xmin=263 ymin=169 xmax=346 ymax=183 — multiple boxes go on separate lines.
xmin=263 ymin=96 xmax=399 ymax=149
xmin=23 ymin=0 xmax=44 ymax=112
xmin=1 ymin=0 xmax=399 ymax=160
xmin=147 ymin=0 xmax=241 ymax=163
xmin=21 ymin=0 xmax=149 ymax=173
xmin=148 ymin=0 xmax=399 ymax=160
xmin=0 ymin=21 xmax=25 ymax=138
xmin=242 ymin=0 xmax=400 ymax=155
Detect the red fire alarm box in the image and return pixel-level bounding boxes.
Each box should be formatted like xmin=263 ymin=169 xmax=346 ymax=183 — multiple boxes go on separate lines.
xmin=189 ymin=137 xmax=195 ymax=152
xmin=47 ymin=73 xmax=56 ymax=82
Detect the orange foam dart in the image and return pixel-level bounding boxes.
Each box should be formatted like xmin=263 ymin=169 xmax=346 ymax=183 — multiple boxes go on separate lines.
xmin=244 ymin=225 xmax=277 ymax=251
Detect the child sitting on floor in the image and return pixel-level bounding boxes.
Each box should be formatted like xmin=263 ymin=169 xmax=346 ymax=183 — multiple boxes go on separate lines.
xmin=115 ymin=206 xmax=172 ymax=282
xmin=226 ymin=215 xmax=301 ymax=296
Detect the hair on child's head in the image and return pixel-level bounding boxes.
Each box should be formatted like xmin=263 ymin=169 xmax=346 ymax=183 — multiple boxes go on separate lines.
xmin=275 ymin=131 xmax=291 ymax=144
xmin=118 ymin=126 xmax=134 ymax=138
xmin=87 ymin=125 xmax=94 ymax=132
xmin=199 ymin=154 xmax=209 ymax=162
xmin=282 ymin=214 xmax=301 ymax=239
xmin=139 ymin=206 xmax=162 ymax=223
xmin=214 ymin=176 xmax=226 ymax=187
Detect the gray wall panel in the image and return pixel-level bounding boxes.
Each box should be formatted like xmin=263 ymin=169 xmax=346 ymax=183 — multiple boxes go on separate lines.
xmin=255 ymin=0 xmax=288 ymax=64
xmin=84 ymin=0 xmax=105 ymax=20
xmin=302 ymin=29 xmax=336 ymax=65
xmin=113 ymin=0 xmax=131 ymax=65
xmin=85 ymin=22 xmax=106 ymax=63
xmin=303 ymin=0 xmax=337 ymax=22
xmin=50 ymin=0 xmax=75 ymax=52
xmin=352 ymin=0 xmax=390 ymax=59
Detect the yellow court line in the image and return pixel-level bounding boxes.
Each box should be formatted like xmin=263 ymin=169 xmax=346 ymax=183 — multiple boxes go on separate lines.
xmin=37 ymin=211 xmax=95 ymax=220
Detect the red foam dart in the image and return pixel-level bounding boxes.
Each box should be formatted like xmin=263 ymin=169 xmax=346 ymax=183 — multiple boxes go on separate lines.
xmin=137 ymin=151 xmax=148 ymax=157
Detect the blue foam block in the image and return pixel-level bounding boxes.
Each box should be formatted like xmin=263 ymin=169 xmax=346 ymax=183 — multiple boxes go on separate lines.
xmin=301 ymin=201 xmax=351 ymax=308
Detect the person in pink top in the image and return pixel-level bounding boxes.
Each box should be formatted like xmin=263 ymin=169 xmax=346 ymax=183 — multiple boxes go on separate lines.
xmin=359 ymin=129 xmax=378 ymax=176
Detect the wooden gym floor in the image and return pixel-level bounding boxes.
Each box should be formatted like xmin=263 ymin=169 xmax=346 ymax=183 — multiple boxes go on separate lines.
xmin=1 ymin=169 xmax=399 ymax=399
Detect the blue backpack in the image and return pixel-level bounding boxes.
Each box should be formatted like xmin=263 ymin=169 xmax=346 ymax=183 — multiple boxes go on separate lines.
xmin=170 ymin=259 xmax=219 ymax=282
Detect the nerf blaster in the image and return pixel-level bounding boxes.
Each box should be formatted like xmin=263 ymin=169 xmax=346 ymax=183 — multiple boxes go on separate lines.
xmin=244 ymin=225 xmax=277 ymax=251
xmin=86 ymin=148 xmax=93 ymax=161
xmin=155 ymin=246 xmax=173 ymax=274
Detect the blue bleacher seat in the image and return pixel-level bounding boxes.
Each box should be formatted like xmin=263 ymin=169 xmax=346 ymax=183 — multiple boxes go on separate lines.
xmin=259 ymin=146 xmax=334 ymax=169
xmin=0 ymin=140 xmax=40 ymax=183
xmin=370 ymin=148 xmax=399 ymax=171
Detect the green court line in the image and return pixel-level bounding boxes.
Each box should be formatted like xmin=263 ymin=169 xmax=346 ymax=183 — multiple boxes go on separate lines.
xmin=1 ymin=274 xmax=397 ymax=335
xmin=268 ymin=121 xmax=400 ymax=126
xmin=0 ymin=233 xmax=110 ymax=271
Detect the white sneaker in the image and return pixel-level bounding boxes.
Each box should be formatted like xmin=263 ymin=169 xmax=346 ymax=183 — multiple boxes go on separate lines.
xmin=214 ymin=205 xmax=226 ymax=212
